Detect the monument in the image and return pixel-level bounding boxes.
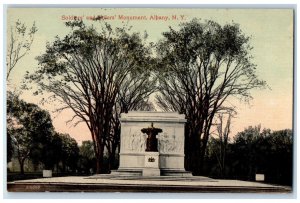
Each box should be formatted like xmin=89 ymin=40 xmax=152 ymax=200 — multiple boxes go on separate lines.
xmin=112 ymin=111 xmax=192 ymax=176
xmin=141 ymin=123 xmax=162 ymax=176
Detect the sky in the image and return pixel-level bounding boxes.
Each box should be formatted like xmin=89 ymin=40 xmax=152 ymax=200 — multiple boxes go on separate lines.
xmin=6 ymin=8 xmax=293 ymax=144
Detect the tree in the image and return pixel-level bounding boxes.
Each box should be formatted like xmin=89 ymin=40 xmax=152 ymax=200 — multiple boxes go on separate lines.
xmin=106 ymin=71 xmax=157 ymax=171
xmin=78 ymin=140 xmax=96 ymax=174
xmin=230 ymin=126 xmax=292 ymax=185
xmin=6 ymin=20 xmax=37 ymax=164
xmin=59 ymin=133 xmax=80 ymax=172
xmin=44 ymin=132 xmax=63 ymax=171
xmin=210 ymin=112 xmax=233 ymax=178
xmin=231 ymin=125 xmax=263 ymax=180
xmin=7 ymin=130 xmax=14 ymax=163
xmin=155 ymin=19 xmax=266 ymax=174
xmin=7 ymin=20 xmax=37 ymax=80
xmin=7 ymin=92 xmax=54 ymax=174
xmin=203 ymin=126 xmax=292 ymax=186
xmin=23 ymin=131 xmax=78 ymax=173
xmin=25 ymin=21 xmax=154 ymax=173
xmin=262 ymin=129 xmax=293 ymax=185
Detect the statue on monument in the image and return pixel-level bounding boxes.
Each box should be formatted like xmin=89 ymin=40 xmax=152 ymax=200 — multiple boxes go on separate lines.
xmin=141 ymin=123 xmax=162 ymax=152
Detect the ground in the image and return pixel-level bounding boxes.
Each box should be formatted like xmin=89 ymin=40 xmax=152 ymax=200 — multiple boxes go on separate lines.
xmin=7 ymin=175 xmax=292 ymax=193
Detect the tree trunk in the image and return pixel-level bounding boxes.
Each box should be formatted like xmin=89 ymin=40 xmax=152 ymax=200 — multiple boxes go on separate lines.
xmin=96 ymin=156 xmax=101 ymax=174
xmin=190 ymin=132 xmax=202 ymax=175
xmin=108 ymin=142 xmax=118 ymax=171
xmin=184 ymin=130 xmax=191 ymax=171
xmin=19 ymin=158 xmax=25 ymax=175
xmin=193 ymin=149 xmax=202 ymax=175
xmin=108 ymin=151 xmax=114 ymax=172
xmin=95 ymin=143 xmax=105 ymax=174
xmin=185 ymin=122 xmax=196 ymax=172
xmin=198 ymin=134 xmax=210 ymax=174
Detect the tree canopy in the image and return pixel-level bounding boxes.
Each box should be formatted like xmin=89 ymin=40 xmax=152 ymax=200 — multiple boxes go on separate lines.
xmin=155 ymin=19 xmax=267 ymax=174
xmin=204 ymin=126 xmax=292 ymax=186
xmin=7 ymin=92 xmax=54 ymax=174
xmin=25 ymin=21 xmax=156 ymax=173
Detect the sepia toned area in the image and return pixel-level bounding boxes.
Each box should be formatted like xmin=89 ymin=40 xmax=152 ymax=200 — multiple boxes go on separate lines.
xmin=6 ymin=8 xmax=293 ymax=193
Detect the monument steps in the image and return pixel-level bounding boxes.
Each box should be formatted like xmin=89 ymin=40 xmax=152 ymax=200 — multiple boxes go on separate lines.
xmin=86 ymin=174 xmax=214 ymax=181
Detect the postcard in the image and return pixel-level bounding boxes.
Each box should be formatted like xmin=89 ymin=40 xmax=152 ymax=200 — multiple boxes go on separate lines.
xmin=6 ymin=7 xmax=294 ymax=194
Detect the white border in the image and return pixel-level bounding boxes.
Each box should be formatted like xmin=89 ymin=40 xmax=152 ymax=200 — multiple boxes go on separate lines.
xmin=1 ymin=0 xmax=299 ymax=201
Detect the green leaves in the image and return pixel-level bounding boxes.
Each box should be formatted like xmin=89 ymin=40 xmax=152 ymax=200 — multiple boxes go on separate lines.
xmin=230 ymin=126 xmax=292 ymax=184
xmin=7 ymin=91 xmax=80 ymax=171
xmin=154 ymin=19 xmax=268 ymax=174
xmin=7 ymin=91 xmax=55 ymax=171
xmin=23 ymin=21 xmax=156 ymax=173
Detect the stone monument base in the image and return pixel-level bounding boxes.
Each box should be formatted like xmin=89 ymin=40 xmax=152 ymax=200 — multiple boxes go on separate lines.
xmin=143 ymin=152 xmax=160 ymax=176
xmin=110 ymin=168 xmax=143 ymax=176
xmin=111 ymin=168 xmax=193 ymax=177
xmin=160 ymin=169 xmax=193 ymax=177
xmin=142 ymin=168 xmax=161 ymax=176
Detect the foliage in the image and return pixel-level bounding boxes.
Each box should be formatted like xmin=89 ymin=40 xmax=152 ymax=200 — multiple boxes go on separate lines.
xmin=78 ymin=140 xmax=96 ymax=174
xmin=7 ymin=91 xmax=54 ymax=173
xmin=31 ymin=131 xmax=80 ymax=171
xmin=6 ymin=91 xmax=80 ymax=173
xmin=59 ymin=133 xmax=80 ymax=172
xmin=154 ymin=19 xmax=267 ymax=174
xmin=259 ymin=129 xmax=293 ymax=185
xmin=6 ymin=20 xmax=37 ymax=169
xmin=43 ymin=132 xmax=63 ymax=170
xmin=204 ymin=126 xmax=293 ymax=186
xmin=7 ymin=131 xmax=14 ymax=162
xmin=25 ymin=21 xmax=156 ymax=173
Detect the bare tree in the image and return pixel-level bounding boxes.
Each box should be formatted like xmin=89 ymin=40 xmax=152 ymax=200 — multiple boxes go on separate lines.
xmin=155 ymin=19 xmax=267 ymax=175
xmin=211 ymin=112 xmax=233 ymax=178
xmin=7 ymin=20 xmax=37 ymax=80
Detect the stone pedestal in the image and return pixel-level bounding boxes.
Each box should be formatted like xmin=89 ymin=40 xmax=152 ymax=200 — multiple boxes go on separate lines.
xmin=143 ymin=152 xmax=160 ymax=176
xmin=42 ymin=170 xmax=52 ymax=178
